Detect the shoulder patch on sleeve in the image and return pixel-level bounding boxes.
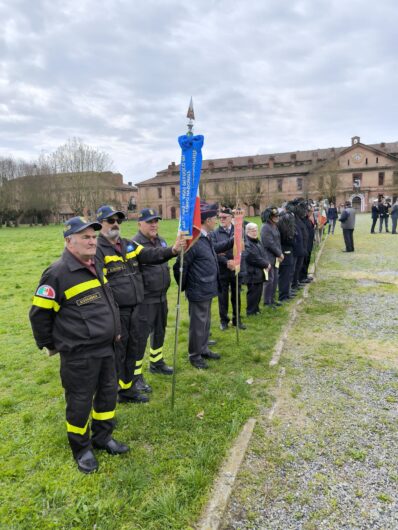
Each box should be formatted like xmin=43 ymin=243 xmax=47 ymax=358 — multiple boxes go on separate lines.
xmin=161 ymin=240 xmax=167 ymax=247
xmin=36 ymin=285 xmax=56 ymax=299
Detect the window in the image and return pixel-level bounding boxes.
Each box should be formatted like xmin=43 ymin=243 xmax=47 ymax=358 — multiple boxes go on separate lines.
xmin=158 ymin=204 xmax=163 ymax=216
xmin=157 ymin=187 xmax=162 ymax=199
xmin=378 ymin=172 xmax=385 ymax=186
xmin=297 ymin=178 xmax=303 ymax=191
xmin=365 ymin=158 xmax=368 ymax=165
xmin=376 ymin=157 xmax=378 ymax=164
xmin=256 ymin=183 xmax=261 ymax=193
xmin=347 ymin=159 xmax=350 ymax=166
xmin=353 ymin=173 xmax=362 ymax=189
xmin=277 ymin=178 xmax=283 ymax=192
xmin=214 ymin=183 xmax=220 ymax=194
xmin=171 ymin=187 xmax=176 ymax=197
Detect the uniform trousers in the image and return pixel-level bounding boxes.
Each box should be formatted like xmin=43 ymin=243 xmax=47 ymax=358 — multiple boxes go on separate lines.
xmin=188 ymin=299 xmax=212 ymax=361
xmin=278 ymin=252 xmax=293 ymax=300
xmin=218 ymin=274 xmax=241 ymax=325
xmin=246 ymin=282 xmax=264 ymax=315
xmin=292 ymin=256 xmax=304 ymax=288
xmin=60 ymin=351 xmax=117 ymax=458
xmin=135 ymin=300 xmax=168 ymax=366
xmin=328 ymin=219 xmax=337 ymax=234
xmin=370 ymin=218 xmax=378 ymax=233
xmin=263 ymin=265 xmax=278 ymax=305
xmin=117 ymin=306 xmax=139 ymax=395
xmin=343 ymin=229 xmax=355 ymax=251
xmin=379 ymin=217 xmax=389 ymax=232
xmin=392 ymin=217 xmax=397 ymax=234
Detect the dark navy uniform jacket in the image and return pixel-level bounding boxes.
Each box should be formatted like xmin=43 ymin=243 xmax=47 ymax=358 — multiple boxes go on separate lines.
xmin=173 ymin=233 xmax=233 ymax=302
xmin=133 ymin=231 xmax=171 ymax=303
xmin=29 ymin=249 xmax=120 ymax=357
xmin=96 ymin=234 xmax=174 ymax=308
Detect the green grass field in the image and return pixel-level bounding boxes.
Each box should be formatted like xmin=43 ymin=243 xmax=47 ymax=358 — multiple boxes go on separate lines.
xmin=0 ymin=218 xmax=290 ymax=529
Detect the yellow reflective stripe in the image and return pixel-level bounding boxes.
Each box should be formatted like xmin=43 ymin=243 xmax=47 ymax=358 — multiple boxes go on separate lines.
xmin=135 ymin=359 xmax=143 ymax=367
xmin=32 ymin=296 xmax=60 ymax=312
xmin=104 ymin=255 xmax=124 ymax=264
xmin=118 ymin=379 xmax=132 ymax=390
xmin=92 ymin=409 xmax=115 ymax=421
xmin=126 ymin=244 xmax=143 ymax=260
xmin=66 ymin=420 xmax=89 ymax=435
xmin=150 ymin=353 xmax=163 ymax=363
xmin=102 ymin=267 xmax=108 ymax=276
xmin=149 ymin=346 xmax=163 ymax=355
xmin=134 ymin=366 xmax=143 ymax=375
xmin=64 ymin=279 xmax=101 ymax=300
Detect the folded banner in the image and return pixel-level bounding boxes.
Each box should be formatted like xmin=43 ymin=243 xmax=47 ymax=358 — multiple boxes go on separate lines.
xmin=178 ymin=134 xmax=204 ymax=246
xmin=233 ymin=208 xmax=245 ymax=274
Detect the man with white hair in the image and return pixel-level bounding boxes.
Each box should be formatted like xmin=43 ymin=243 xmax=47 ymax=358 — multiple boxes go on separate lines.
xmin=244 ymin=223 xmax=270 ymax=315
xmin=29 ymin=216 xmax=129 ymax=474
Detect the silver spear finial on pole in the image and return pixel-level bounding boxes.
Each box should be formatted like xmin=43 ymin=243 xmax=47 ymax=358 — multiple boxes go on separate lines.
xmin=186 ymin=96 xmax=195 ymax=136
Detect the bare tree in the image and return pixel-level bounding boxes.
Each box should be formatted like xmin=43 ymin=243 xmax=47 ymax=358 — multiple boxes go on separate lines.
xmin=307 ymin=159 xmax=341 ymax=202
xmin=240 ymin=179 xmax=262 ymax=215
xmin=47 ymin=137 xmax=113 ymax=174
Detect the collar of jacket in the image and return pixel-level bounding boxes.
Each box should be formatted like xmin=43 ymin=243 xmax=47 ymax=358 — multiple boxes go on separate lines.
xmin=98 ymin=233 xmax=124 ymax=251
xmin=63 ymin=248 xmax=95 ymax=272
xmin=134 ymin=231 xmax=160 ymax=245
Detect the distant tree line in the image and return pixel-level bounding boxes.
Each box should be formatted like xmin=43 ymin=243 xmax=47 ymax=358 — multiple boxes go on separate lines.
xmin=0 ymin=138 xmax=114 ymax=227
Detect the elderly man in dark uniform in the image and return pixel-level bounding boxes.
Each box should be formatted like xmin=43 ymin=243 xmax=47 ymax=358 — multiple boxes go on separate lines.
xmin=174 ymin=204 xmax=233 ymax=369
xmin=211 ymin=207 xmax=246 ymax=330
xmin=96 ymin=205 xmax=184 ymax=404
xmin=132 ymin=208 xmax=174 ymax=378
xmin=29 ymin=216 xmax=129 ymax=474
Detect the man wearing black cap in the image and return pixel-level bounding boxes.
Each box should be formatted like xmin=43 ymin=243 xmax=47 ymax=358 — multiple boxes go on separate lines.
xmin=29 ymin=216 xmax=129 ymax=474
xmin=132 ymin=208 xmax=174 ymax=377
xmin=211 ymin=207 xmax=246 ymax=330
xmin=173 ymin=204 xmax=233 ymax=369
xmin=96 ymin=205 xmax=184 ymax=403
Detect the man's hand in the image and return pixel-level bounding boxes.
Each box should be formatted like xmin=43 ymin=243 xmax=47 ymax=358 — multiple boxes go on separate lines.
xmin=43 ymin=347 xmax=58 ymax=357
xmin=172 ymin=234 xmax=187 ymax=255
xmin=227 ymin=259 xmax=236 ymax=271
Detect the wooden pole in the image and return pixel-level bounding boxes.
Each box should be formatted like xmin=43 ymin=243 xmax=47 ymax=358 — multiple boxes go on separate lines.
xmin=171 ymin=246 xmax=184 ymax=410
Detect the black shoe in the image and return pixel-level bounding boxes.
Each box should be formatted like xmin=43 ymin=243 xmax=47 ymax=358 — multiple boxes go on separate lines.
xmin=232 ymin=322 xmax=246 ymax=330
xmin=300 ymin=278 xmax=312 ymax=284
xmin=189 ymin=357 xmax=209 ymax=369
xmin=93 ymin=438 xmax=130 ymax=455
xmin=149 ymin=361 xmax=173 ymax=375
xmin=220 ymin=322 xmax=229 ymax=331
xmin=201 ymin=351 xmax=221 ymax=360
xmin=133 ymin=375 xmax=152 ymax=393
xmin=207 ymin=339 xmax=217 ymax=346
xmin=273 ymin=302 xmax=283 ymax=307
xmin=76 ymin=449 xmax=98 ymax=474
xmin=118 ymin=391 xmax=149 ymax=404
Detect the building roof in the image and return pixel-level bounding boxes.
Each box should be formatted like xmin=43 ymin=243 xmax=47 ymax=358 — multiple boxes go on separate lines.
xmin=136 ymin=140 xmax=398 ymax=187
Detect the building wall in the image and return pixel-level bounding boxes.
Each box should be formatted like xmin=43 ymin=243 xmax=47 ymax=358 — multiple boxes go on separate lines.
xmin=136 ymin=138 xmax=398 ymax=218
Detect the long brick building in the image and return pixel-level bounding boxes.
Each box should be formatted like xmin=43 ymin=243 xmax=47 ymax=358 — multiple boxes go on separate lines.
xmin=136 ymin=136 xmax=398 ymax=218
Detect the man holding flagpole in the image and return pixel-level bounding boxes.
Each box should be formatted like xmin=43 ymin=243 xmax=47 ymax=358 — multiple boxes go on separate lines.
xmin=174 ymin=204 xmax=234 ymax=369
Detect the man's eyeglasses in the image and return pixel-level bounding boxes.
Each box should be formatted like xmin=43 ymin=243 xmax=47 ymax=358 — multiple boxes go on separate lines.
xmin=105 ymin=218 xmax=122 ymax=225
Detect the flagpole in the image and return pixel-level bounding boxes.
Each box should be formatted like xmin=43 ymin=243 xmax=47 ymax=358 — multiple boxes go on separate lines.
xmin=235 ymin=272 xmax=240 ymax=345
xmin=171 ymin=97 xmax=196 ymax=410
xmin=171 ymin=246 xmax=184 ymax=410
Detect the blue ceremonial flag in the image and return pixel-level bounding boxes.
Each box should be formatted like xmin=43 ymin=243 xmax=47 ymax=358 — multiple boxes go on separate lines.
xmin=178 ymin=134 xmax=204 ymax=245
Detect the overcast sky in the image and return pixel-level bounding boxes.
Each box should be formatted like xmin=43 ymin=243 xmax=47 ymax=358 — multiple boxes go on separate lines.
xmin=1 ymin=0 xmax=397 ymax=184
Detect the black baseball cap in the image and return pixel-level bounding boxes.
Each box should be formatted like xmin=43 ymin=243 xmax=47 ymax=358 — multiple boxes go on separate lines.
xmin=63 ymin=216 xmax=102 ymax=238
xmin=138 ymin=208 xmax=162 ymax=222
xmin=96 ymin=205 xmax=126 ymax=222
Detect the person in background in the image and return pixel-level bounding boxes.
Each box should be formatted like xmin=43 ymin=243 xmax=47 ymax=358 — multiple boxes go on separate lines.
xmin=339 ymin=201 xmax=356 ymax=252
xmin=378 ymin=199 xmax=389 ymax=233
xmin=173 ymin=204 xmax=233 ymax=369
xmin=277 ymin=206 xmax=296 ymax=302
xmin=211 ymin=207 xmax=246 ymax=330
xmin=132 ymin=208 xmax=174 ymax=378
xmin=244 ymin=223 xmax=270 ymax=315
xmin=370 ymin=200 xmax=379 ymax=234
xmin=391 ymin=199 xmax=398 ymax=234
xmin=261 ymin=207 xmax=284 ymax=308
xmin=327 ymin=203 xmax=338 ymax=234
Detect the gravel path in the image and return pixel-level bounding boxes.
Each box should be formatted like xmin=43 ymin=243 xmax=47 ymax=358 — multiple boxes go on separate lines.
xmin=222 ymin=223 xmax=398 ymax=530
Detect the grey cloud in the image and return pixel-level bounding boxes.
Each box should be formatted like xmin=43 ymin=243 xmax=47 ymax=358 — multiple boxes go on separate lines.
xmin=0 ymin=0 xmax=397 ymax=183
